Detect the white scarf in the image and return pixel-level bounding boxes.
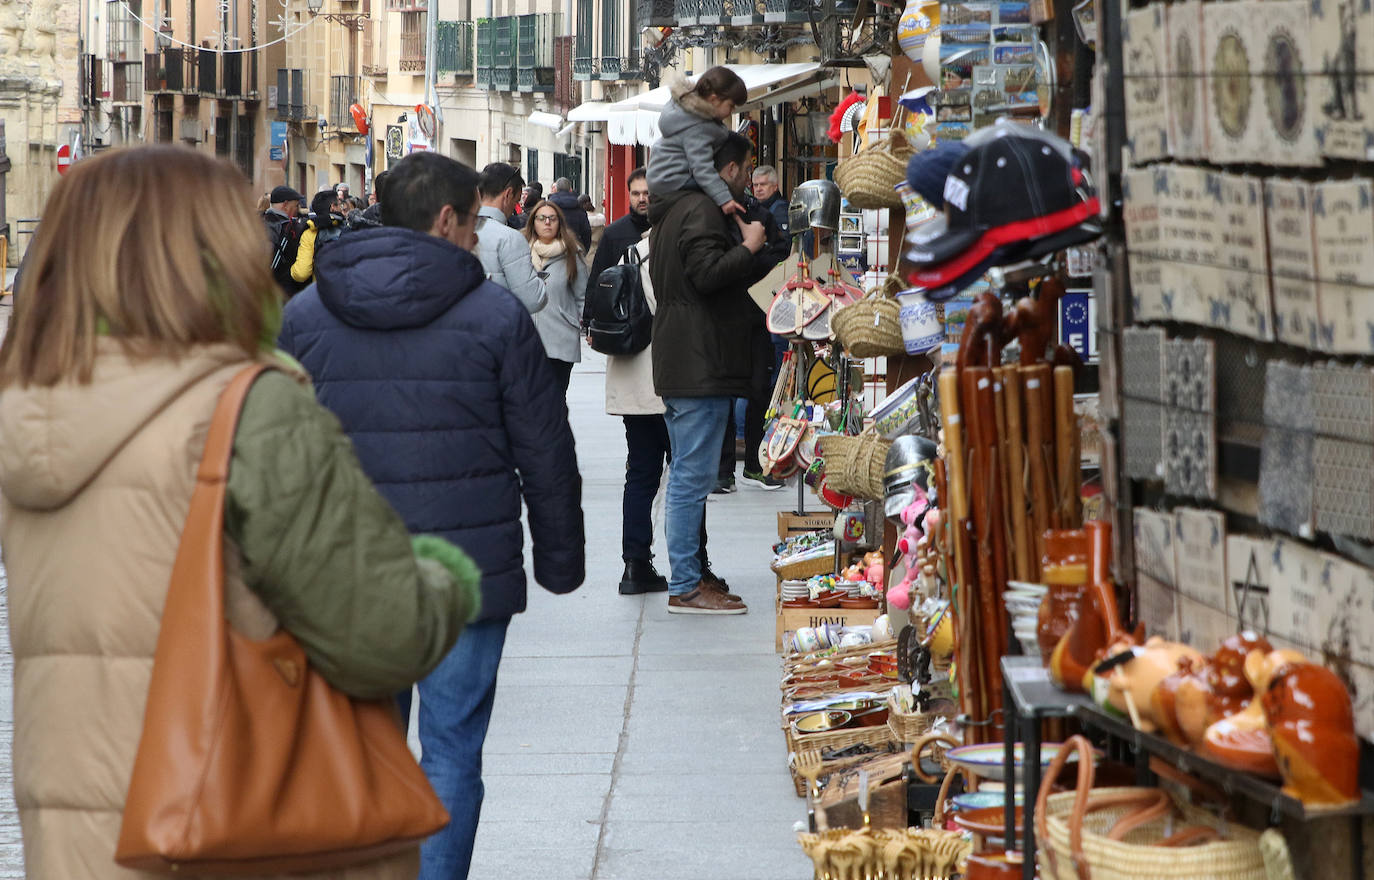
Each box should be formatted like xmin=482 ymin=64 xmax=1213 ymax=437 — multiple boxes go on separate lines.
xmin=529 ymin=238 xmax=566 ymax=272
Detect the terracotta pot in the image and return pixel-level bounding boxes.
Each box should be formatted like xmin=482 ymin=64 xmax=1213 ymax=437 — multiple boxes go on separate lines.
xmin=965 ymin=850 xmax=1024 ymax=880
xmin=1263 ymin=661 xmax=1360 ymax=806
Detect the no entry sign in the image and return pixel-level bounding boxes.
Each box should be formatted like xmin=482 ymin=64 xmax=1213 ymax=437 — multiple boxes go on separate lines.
xmin=56 ymin=144 xmax=71 ymax=175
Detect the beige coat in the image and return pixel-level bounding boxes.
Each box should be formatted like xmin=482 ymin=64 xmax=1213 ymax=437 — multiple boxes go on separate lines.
xmin=604 ymin=235 xmax=665 ymax=416
xmin=0 ymin=342 xmax=415 ymax=880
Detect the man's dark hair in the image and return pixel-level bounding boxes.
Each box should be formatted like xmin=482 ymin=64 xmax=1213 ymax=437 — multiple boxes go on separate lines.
xmin=310 ymin=190 xmax=339 ymax=218
xmin=381 ymin=153 xmax=479 ymax=233
xmin=713 ymin=131 xmax=753 ymax=171
xmin=372 ymin=170 xmax=390 ymax=203
xmin=627 ymin=167 xmax=647 ymax=188
xmin=479 ymin=162 xmax=525 ymax=199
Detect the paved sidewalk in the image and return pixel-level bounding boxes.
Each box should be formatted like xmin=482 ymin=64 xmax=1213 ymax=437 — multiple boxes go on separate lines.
xmin=464 ymin=350 xmax=814 ymax=879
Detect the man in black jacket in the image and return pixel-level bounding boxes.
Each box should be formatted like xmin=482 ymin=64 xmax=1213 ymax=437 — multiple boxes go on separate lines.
xmin=650 ymin=131 xmax=769 ymax=615
xmin=585 ymin=167 xmax=651 ymax=304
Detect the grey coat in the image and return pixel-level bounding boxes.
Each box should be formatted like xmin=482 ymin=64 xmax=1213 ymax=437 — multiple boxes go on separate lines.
xmin=531 ymin=248 xmax=589 ymax=364
xmin=647 ymin=78 xmax=734 ymax=208
xmin=476 ymin=204 xmax=548 ymax=314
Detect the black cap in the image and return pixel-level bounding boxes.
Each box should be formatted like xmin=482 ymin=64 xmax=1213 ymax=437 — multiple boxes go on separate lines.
xmin=270 ymin=185 xmax=305 ymax=204
xmin=904 ymin=122 xmax=1099 ymax=290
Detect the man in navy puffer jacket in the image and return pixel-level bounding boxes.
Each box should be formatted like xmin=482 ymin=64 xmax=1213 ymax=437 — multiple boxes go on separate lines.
xmin=279 ymin=151 xmax=585 ymax=880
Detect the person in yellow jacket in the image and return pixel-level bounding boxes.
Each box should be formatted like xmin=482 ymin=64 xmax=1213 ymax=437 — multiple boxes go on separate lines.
xmin=290 ymin=189 xmax=346 ymax=288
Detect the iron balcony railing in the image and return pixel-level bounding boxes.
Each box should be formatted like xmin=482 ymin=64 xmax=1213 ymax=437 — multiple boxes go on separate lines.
xmin=329 ymin=75 xmax=357 ymax=129
xmin=276 ymin=68 xmax=310 ymax=121
xmin=436 ymin=20 xmax=475 ymax=74
xmin=696 ymin=0 xmax=725 ymax=23
xmin=674 ymin=0 xmax=699 ymax=24
xmin=222 ymin=52 xmax=242 ymax=97
xmin=400 ymin=29 xmax=426 ymax=71
xmin=636 ymin=0 xmax=675 ymax=26
xmin=764 ymin=0 xmax=809 ymax=22
xmin=198 ymin=49 xmax=218 ymax=95
xmin=726 ymin=0 xmax=764 ymax=22
xmin=516 ymin=13 xmax=557 ymax=92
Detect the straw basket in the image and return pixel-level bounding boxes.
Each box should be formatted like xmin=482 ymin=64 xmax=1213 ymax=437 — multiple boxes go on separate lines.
xmin=835 ymin=131 xmax=916 ymax=210
xmin=833 ymin=296 xmax=905 ymax=358
xmin=820 ymin=430 xmax=892 ymax=500
xmin=1036 ymin=738 xmax=1265 ymax=880
xmin=885 ymin=695 xmax=943 ymax=742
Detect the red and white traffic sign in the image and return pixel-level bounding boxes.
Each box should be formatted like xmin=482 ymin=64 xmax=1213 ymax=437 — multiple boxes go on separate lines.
xmin=56 ymin=144 xmax=71 ymax=176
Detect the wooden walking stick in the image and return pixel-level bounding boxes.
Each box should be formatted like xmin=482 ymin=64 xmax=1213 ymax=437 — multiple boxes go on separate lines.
xmin=964 ymin=367 xmax=1009 ymax=725
xmin=1021 ymin=363 xmax=1054 ymax=568
xmin=938 ymin=367 xmax=982 ymax=735
xmin=1054 ymin=365 xmax=1082 ymax=529
xmin=1001 ymin=370 xmax=1033 ymax=581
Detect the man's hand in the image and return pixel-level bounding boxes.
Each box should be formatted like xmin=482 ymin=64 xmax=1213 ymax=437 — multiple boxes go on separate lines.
xmin=736 ymin=215 xmax=767 ymax=254
xmin=721 ymin=199 xmax=745 ymax=216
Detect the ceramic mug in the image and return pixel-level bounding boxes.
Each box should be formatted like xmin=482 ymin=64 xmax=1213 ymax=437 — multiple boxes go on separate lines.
xmin=897 ymin=289 xmax=944 ymax=354
xmin=794 ymin=627 xmax=821 ymax=654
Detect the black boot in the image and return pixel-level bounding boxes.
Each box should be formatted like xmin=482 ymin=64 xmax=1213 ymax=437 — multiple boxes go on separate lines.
xmin=619 ymin=558 xmax=669 ymax=595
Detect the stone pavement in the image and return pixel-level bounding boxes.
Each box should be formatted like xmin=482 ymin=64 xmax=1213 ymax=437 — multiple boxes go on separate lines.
xmin=462 ymin=350 xmax=814 ymax=879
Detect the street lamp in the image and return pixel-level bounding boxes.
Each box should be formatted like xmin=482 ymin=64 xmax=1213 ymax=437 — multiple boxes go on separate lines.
xmin=306 ymin=0 xmax=366 ymax=30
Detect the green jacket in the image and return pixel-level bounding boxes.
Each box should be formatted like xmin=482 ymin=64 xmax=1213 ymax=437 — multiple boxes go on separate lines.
xmin=225 ymin=369 xmax=481 ymax=698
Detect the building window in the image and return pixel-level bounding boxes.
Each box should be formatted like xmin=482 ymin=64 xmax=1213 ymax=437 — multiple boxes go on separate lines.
xmin=400 ymin=11 xmax=426 ymax=72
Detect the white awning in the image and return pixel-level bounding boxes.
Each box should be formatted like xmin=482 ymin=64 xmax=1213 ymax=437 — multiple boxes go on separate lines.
xmin=605 ymin=62 xmax=836 ymax=146
xmin=567 ymin=101 xmax=614 ymax=122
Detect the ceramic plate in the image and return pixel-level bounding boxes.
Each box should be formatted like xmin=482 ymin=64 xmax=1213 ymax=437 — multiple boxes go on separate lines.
xmin=951 ymin=790 xmax=1024 ymax=811
xmin=945 ymin=742 xmax=1081 ymax=781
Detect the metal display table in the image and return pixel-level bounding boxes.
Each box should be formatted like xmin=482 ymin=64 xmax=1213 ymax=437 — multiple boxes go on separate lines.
xmin=1000 ymin=656 xmax=1093 ymax=880
xmin=1000 ymin=655 xmax=1374 ymax=880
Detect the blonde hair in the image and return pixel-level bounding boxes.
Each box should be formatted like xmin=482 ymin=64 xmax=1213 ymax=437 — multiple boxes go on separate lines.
xmin=2 ymin=146 xmax=280 ymax=387
xmin=522 ymin=199 xmax=581 ymax=285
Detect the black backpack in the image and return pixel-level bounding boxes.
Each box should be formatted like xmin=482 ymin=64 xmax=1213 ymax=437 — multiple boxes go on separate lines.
xmin=586 ymin=243 xmax=653 ymax=356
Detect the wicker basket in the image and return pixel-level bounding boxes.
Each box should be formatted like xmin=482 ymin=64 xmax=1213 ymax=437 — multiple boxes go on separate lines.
xmin=833 ymin=296 xmax=905 ymax=358
xmin=1036 ymin=738 xmax=1265 ymax=880
xmin=787 ymin=745 xmax=902 ymax=798
xmin=785 ymin=718 xmax=897 ymax=755
xmin=819 ymin=430 xmax=892 ymax=500
xmin=835 ymin=131 xmax=916 ymax=210
xmin=885 ymin=696 xmax=943 ymax=742
xmin=772 ymin=554 xmax=838 ymax=580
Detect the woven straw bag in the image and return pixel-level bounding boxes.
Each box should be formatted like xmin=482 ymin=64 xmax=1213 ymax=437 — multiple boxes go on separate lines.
xmin=833 ymin=277 xmax=906 ymax=358
xmin=835 ymin=130 xmax=916 ymax=210
xmin=1036 ymin=738 xmax=1265 ymax=880
xmin=820 ymin=428 xmax=892 ymax=500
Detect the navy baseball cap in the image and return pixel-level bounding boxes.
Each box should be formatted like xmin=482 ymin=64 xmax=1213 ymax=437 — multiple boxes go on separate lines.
xmin=905 ymin=121 xmax=1100 ymax=290
xmin=905 ymin=141 xmax=970 ymax=209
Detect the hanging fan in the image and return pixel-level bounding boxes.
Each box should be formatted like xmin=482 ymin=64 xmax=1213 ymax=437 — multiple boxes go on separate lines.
xmin=807 ymin=359 xmax=838 ymax=403
xmin=803 ymin=303 xmax=833 ymax=341
xmin=766 ymin=284 xmax=803 ymax=335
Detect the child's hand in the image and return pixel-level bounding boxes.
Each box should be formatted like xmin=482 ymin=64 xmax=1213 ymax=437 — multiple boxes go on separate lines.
xmin=721 ymin=199 xmax=745 ymax=216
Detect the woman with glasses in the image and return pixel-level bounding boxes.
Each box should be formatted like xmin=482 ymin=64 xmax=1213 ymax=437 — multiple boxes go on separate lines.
xmin=522 ymin=200 xmax=588 ymax=396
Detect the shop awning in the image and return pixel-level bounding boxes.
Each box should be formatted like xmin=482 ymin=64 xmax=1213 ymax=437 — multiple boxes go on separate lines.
xmin=603 ymin=62 xmax=838 ymax=146
xmin=567 ymin=102 xmax=615 ymax=123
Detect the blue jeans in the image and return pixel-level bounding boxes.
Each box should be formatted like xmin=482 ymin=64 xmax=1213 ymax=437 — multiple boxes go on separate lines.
xmin=397 ymin=617 xmax=510 ymax=880
xmin=663 ymin=396 xmax=731 ymax=595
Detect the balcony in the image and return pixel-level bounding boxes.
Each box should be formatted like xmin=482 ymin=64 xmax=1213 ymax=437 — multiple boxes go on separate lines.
xmin=637 ymin=0 xmax=676 ymax=26
xmin=436 ymin=20 xmax=475 ymax=75
xmin=179 ymin=47 xmax=200 ymax=93
xmin=727 ymin=0 xmax=765 ymax=23
xmin=696 ymin=0 xmax=726 ymax=23
xmin=222 ymin=52 xmax=242 ymax=98
xmin=492 ymin=67 xmax=515 ymax=90
xmin=553 ymin=35 xmax=579 ymax=114
xmin=516 ymin=13 xmax=557 ymax=93
xmin=674 ymin=0 xmax=698 ymax=24
xmin=329 ymin=74 xmax=358 ymax=130
xmin=275 ymin=67 xmax=310 ymax=121
xmin=573 ymin=54 xmax=596 ymax=81
xmin=492 ymin=15 xmax=516 ymax=89
xmin=764 ymin=0 xmax=809 ymax=22
xmin=400 ymin=30 xmax=426 ymax=72
xmin=476 ymin=67 xmax=492 ymax=88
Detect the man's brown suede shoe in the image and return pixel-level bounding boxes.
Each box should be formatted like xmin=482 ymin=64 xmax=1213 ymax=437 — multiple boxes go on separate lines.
xmin=700 ymin=567 xmax=742 ymax=602
xmin=667 ymin=584 xmax=748 ymax=615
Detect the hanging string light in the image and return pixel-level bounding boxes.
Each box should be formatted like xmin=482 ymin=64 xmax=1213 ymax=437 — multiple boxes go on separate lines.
xmin=114 ymin=0 xmax=318 ymax=54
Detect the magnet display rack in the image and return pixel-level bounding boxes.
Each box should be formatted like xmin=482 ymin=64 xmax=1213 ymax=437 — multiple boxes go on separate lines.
xmin=1098 ymin=0 xmax=1374 ymax=869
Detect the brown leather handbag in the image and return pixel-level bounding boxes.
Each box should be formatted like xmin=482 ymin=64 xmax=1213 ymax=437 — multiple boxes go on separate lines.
xmin=115 ymin=363 xmax=449 ymax=874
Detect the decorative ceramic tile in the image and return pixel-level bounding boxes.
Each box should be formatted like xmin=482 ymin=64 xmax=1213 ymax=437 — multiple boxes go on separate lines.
xmin=1249 ymin=1 xmax=1323 ymax=167
xmin=1099 ymin=329 xmax=1120 ymax=422
xmin=1310 ymin=0 xmax=1374 ymax=160
xmin=1265 ymin=180 xmax=1322 ymax=350
xmin=1313 ymin=363 xmax=1374 ymax=441
xmin=1268 ymin=536 xmax=1328 ymax=650
xmin=1204 ymin=2 xmax=1259 ymax=164
xmin=1227 ymin=534 xmax=1274 ymax=636
xmin=1314 ymin=553 xmax=1374 ymax=668
xmin=1122 ymin=169 xmax=1164 ymax=321
xmin=1176 ymin=595 xmax=1237 ymax=652
xmin=1313 ymin=180 xmax=1374 ymax=355
xmin=1213 ymin=334 xmax=1269 ymax=427
xmin=1124 ymin=4 xmax=1170 ymax=164
xmin=1313 ymin=437 xmax=1374 ymax=540
xmin=1165 ymin=337 xmax=1216 ymax=412
xmin=1137 ymin=574 xmax=1180 ymax=641
xmin=1263 ymin=360 xmax=1315 ymax=430
xmin=1122 ymin=325 xmax=1167 ymax=402
xmin=1134 ymin=506 xmax=1178 ymax=585
xmin=1124 ymin=399 xmax=1166 ymax=481
xmin=1259 ymin=427 xmax=1316 ymax=537
xmin=1213 ymin=173 xmax=1275 ymax=340
xmin=1164 ymin=406 xmax=1216 ymax=499
xmin=1347 ymin=564 xmax=1374 ymax=668
xmin=1157 ymin=166 xmax=1217 ymax=328
xmin=1174 ymin=507 xmax=1229 ymax=613
xmin=1165 ymin=1 xmax=1209 ymax=161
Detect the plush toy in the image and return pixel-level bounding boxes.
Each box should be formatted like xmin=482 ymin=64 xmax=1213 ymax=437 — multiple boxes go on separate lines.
xmin=864 ymin=552 xmax=884 ymax=587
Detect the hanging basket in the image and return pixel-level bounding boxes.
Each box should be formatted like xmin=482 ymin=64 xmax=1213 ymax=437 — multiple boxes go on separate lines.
xmin=833 ymin=296 xmax=905 ymax=358
xmin=835 ymin=131 xmax=916 ymax=210
xmin=820 ymin=430 xmax=892 ymax=500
